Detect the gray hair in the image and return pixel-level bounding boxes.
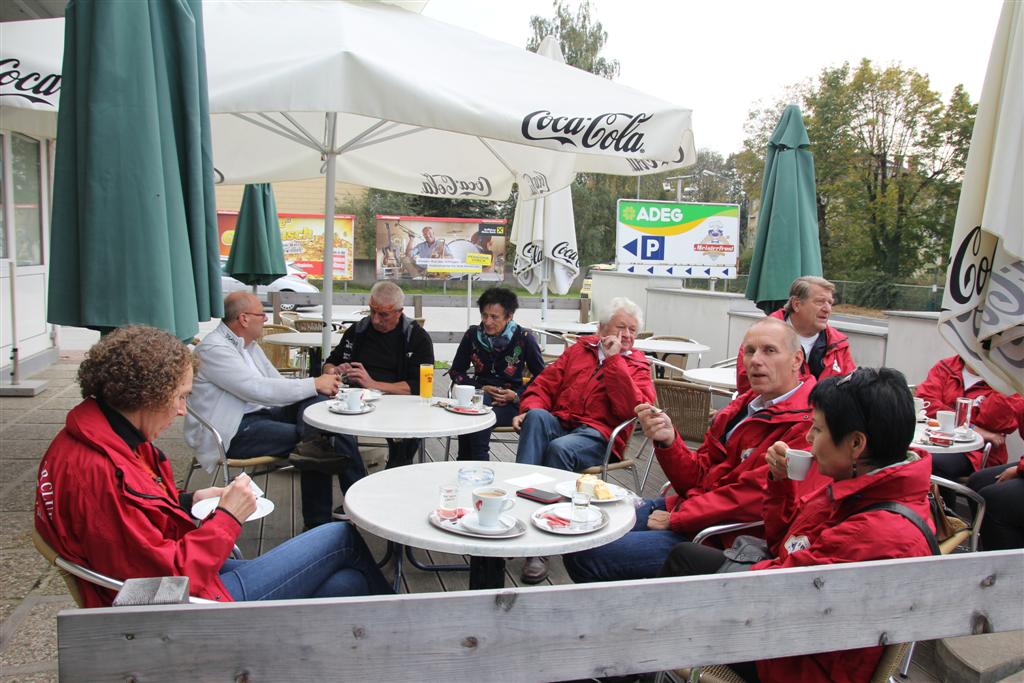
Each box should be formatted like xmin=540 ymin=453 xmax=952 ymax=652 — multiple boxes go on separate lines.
xmin=748 ymin=316 xmax=801 ymax=354
xmin=369 ymin=281 xmax=404 ymax=308
xmin=784 ymin=276 xmax=835 ymax=315
xmin=223 ymin=291 xmax=258 ymax=322
xmin=599 ymin=297 xmax=643 ymax=329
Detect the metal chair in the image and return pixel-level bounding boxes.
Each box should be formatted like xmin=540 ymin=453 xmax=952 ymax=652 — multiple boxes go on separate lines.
xmin=31 ymin=528 xmax=216 ymax=606
xmin=649 ymin=357 xmax=686 ymax=382
xmin=532 ymin=328 xmax=569 ymax=365
xmin=183 ymin=405 xmax=292 ymax=490
xmin=648 ymin=379 xmax=714 ymax=491
xmin=647 ymin=334 xmax=703 ymax=373
xmin=579 ymin=417 xmax=649 ymax=494
xmin=710 ymin=356 xmax=738 ymax=369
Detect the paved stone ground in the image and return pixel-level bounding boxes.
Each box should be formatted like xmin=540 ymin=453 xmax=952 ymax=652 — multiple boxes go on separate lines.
xmin=0 ymin=354 xmax=997 ymax=682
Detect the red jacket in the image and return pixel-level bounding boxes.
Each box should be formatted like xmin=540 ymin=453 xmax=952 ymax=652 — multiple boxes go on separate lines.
xmin=753 ymin=452 xmax=935 ymax=683
xmin=35 ymin=399 xmax=241 ymax=607
xmin=735 ymin=309 xmax=856 ymax=394
xmin=656 ymin=379 xmax=827 ymax=537
xmin=520 ymin=337 xmax=656 ymax=458
xmin=915 ymin=356 xmax=1023 ymax=470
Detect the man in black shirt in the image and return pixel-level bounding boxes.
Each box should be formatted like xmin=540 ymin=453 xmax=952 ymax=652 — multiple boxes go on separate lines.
xmin=323 ymin=281 xmax=434 ymax=470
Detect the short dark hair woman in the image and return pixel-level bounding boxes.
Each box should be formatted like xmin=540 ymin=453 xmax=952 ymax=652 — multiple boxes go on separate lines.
xmin=659 ymin=368 xmax=934 ymax=683
xmin=449 ymin=287 xmax=546 ymax=460
xmin=35 ymin=326 xmax=390 ymax=606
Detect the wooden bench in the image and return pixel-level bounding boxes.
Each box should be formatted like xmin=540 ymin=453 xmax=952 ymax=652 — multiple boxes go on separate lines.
xmin=57 ymin=550 xmax=1022 ymax=681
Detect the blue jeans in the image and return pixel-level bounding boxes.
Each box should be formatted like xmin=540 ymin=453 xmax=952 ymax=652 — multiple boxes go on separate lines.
xmin=457 ymin=396 xmax=518 ymax=461
xmin=219 ymin=522 xmax=392 ymax=600
xmin=563 ymin=498 xmax=690 ymax=582
xmin=514 ymin=408 xmax=608 ymax=472
xmin=227 ymin=395 xmax=367 ymax=529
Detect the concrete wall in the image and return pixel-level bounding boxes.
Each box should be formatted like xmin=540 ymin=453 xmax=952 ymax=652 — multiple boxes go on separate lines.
xmin=647 ymin=287 xmax=746 ymax=366
xmin=884 ymin=311 xmax=955 ymax=386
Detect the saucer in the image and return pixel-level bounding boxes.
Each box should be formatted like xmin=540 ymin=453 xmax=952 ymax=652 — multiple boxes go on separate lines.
xmin=926 ymin=427 xmax=975 ymax=443
xmin=428 ymin=511 xmax=526 ymax=539
xmin=459 ymin=512 xmax=517 ymax=535
xmin=444 ymin=404 xmax=492 ymax=416
xmin=327 ymin=401 xmax=375 ymax=415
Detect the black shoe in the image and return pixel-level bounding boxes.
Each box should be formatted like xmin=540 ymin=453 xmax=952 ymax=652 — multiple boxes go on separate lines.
xmin=290 ymin=437 xmax=349 ymax=473
xmin=332 ymin=505 xmax=350 ymax=521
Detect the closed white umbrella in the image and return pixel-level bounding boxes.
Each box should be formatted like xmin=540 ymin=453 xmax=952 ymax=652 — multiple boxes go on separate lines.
xmin=510 ymin=37 xmax=582 ymax=324
xmin=938 ymin=0 xmax=1023 ymax=395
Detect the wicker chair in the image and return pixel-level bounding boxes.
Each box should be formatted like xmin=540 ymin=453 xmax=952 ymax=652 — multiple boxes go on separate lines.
xmin=258 ymin=323 xmax=302 ymax=376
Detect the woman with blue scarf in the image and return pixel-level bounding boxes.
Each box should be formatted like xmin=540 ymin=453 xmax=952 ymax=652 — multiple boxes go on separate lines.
xmin=450 ymin=287 xmax=546 ymax=460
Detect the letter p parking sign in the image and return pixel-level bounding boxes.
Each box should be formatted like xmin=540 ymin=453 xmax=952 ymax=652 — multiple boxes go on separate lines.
xmin=641 ymin=236 xmax=664 ymax=261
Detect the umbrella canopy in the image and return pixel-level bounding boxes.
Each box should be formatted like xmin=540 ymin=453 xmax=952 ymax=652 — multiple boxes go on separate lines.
xmin=510 ymin=37 xmax=584 ymax=304
xmin=744 ymin=104 xmax=822 ymax=314
xmin=938 ymin=0 xmax=1023 ymax=395
xmin=226 ymin=183 xmax=286 ymax=287
xmin=45 ymin=0 xmax=222 ymax=340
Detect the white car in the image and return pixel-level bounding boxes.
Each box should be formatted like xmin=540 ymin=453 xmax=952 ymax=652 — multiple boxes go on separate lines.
xmin=220 ymin=259 xmax=320 ymax=311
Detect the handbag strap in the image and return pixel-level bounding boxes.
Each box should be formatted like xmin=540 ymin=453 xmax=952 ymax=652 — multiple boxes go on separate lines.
xmin=853 ymin=501 xmax=941 ymax=555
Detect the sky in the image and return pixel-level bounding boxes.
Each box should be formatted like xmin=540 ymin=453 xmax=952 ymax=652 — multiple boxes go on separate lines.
xmin=421 ymin=0 xmax=1005 ymax=156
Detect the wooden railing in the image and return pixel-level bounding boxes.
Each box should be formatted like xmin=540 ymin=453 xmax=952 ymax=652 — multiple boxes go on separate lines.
xmin=57 ymin=550 xmax=1022 ymax=681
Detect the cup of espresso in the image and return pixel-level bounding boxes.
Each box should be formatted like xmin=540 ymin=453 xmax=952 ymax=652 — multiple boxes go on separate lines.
xmin=936 ymin=410 xmax=956 ymax=434
xmin=786 ymin=449 xmax=814 ymax=481
xmin=342 ymin=388 xmax=363 ymax=411
xmin=472 ymin=487 xmax=514 ymax=527
xmin=453 ymin=384 xmax=475 ymax=408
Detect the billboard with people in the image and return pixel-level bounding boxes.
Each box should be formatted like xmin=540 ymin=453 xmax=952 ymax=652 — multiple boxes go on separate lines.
xmin=217 ymin=211 xmax=355 ymax=280
xmin=375 ymin=215 xmax=507 ymax=281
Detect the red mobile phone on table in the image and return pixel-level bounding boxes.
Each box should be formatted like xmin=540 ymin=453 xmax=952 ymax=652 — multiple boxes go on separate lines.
xmin=516 ymin=488 xmax=563 ymax=504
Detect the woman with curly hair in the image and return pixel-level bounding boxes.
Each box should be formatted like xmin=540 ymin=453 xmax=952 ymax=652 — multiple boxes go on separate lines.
xmin=35 ymin=326 xmax=390 ymax=606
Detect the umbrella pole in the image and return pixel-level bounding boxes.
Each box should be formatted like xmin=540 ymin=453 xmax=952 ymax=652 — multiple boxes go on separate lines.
xmin=320 ymin=113 xmax=338 ymax=361
xmin=467 ymin=274 xmax=473 ymax=328
xmin=541 ymin=258 xmax=549 ymax=324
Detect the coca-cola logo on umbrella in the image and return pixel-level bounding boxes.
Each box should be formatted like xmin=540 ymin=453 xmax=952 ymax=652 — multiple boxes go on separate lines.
xmin=0 ymin=58 xmax=61 ymax=106
xmin=420 ymin=173 xmax=492 ymax=197
xmin=521 ymin=109 xmax=652 ymax=154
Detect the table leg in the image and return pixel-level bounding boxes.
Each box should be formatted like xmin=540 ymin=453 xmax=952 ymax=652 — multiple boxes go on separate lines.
xmin=469 ymin=557 xmax=506 ymax=589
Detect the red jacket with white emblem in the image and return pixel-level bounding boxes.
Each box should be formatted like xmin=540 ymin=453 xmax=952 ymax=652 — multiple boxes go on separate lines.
xmin=34 ymin=399 xmax=241 ymax=607
xmin=752 ymin=452 xmax=935 ymax=683
xmin=655 ymin=378 xmax=826 ymax=537
xmin=520 ymin=337 xmax=656 ymax=458
xmin=915 ymin=355 xmax=1023 ymax=469
xmin=735 ymin=309 xmax=856 ymax=394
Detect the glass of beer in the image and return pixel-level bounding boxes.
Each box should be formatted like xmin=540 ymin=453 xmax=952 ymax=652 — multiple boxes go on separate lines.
xmin=419 ymin=363 xmax=434 ymax=400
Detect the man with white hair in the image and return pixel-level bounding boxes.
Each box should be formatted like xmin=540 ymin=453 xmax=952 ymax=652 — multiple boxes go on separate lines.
xmin=513 ymin=297 xmax=655 ymax=583
xmin=736 ymin=276 xmax=855 ymax=394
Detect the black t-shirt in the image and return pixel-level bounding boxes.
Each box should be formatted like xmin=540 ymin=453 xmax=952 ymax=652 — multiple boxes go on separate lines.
xmin=356 ymin=325 xmax=406 ymax=384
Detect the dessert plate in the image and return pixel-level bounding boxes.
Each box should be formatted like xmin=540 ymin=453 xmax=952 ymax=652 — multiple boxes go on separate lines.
xmin=554 ymin=480 xmax=628 ymax=503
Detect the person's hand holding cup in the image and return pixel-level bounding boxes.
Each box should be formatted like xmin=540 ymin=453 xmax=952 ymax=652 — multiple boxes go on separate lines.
xmin=785 ymin=449 xmax=814 ymax=481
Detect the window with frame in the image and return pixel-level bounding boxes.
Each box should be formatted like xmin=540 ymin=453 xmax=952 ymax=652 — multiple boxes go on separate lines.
xmin=12 ymin=133 xmax=43 ymax=265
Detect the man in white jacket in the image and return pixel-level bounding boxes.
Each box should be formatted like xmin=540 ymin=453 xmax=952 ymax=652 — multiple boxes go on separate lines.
xmin=185 ymin=292 xmax=352 ymax=529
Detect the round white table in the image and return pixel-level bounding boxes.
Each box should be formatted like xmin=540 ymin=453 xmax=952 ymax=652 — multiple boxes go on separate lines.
xmin=263 ymin=331 xmax=342 ymax=375
xmin=304 ymin=395 xmax=495 ymax=440
xmin=532 ymin=321 xmax=599 ymax=335
xmin=682 ymin=367 xmax=738 ymax=392
xmin=334 ymin=312 xmax=366 ymax=324
xmin=912 ymin=424 xmax=984 ymax=454
xmin=633 ymin=338 xmax=710 ymax=356
xmin=343 ymin=460 xmax=636 ymax=589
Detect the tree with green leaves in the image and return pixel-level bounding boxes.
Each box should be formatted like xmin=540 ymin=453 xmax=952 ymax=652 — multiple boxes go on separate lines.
xmin=527 ymin=0 xmax=619 ymax=80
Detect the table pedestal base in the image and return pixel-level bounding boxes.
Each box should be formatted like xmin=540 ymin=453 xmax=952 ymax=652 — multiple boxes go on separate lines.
xmin=469 ymin=557 xmax=506 ymax=589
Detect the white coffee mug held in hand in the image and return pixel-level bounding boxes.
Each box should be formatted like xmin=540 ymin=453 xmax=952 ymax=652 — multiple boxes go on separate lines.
xmin=936 ymin=410 xmax=956 ymax=434
xmin=472 ymin=487 xmax=514 ymax=527
xmin=786 ymin=449 xmax=814 ymax=481
xmin=453 ymin=384 xmax=475 ymax=407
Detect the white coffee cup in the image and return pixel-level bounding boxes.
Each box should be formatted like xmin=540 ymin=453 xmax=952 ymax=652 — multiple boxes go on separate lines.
xmin=913 ymin=397 xmax=930 ymax=414
xmin=786 ymin=449 xmax=814 ymax=481
xmin=453 ymin=384 xmax=475 ymax=408
xmin=472 ymin=486 xmax=514 ymax=527
xmin=342 ymin=388 xmax=363 ymax=411
xmin=936 ymin=410 xmax=956 ymax=434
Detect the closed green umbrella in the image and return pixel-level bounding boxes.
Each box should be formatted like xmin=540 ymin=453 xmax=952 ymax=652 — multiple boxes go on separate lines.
xmin=47 ymin=0 xmax=222 ymax=340
xmin=744 ymin=104 xmax=822 ymax=314
xmin=226 ymin=183 xmax=286 ymax=290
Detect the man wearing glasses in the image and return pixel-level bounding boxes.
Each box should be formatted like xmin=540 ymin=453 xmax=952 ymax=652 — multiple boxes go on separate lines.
xmin=186 ymin=292 xmax=350 ymax=530
xmin=322 ymin=281 xmax=435 ymax=472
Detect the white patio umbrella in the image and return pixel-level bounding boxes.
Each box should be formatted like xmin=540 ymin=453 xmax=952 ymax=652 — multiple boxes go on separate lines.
xmin=1 ymin=1 xmax=697 ymax=354
xmin=510 ymin=37 xmax=584 ymax=326
xmin=938 ymin=0 xmax=1023 ymax=395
